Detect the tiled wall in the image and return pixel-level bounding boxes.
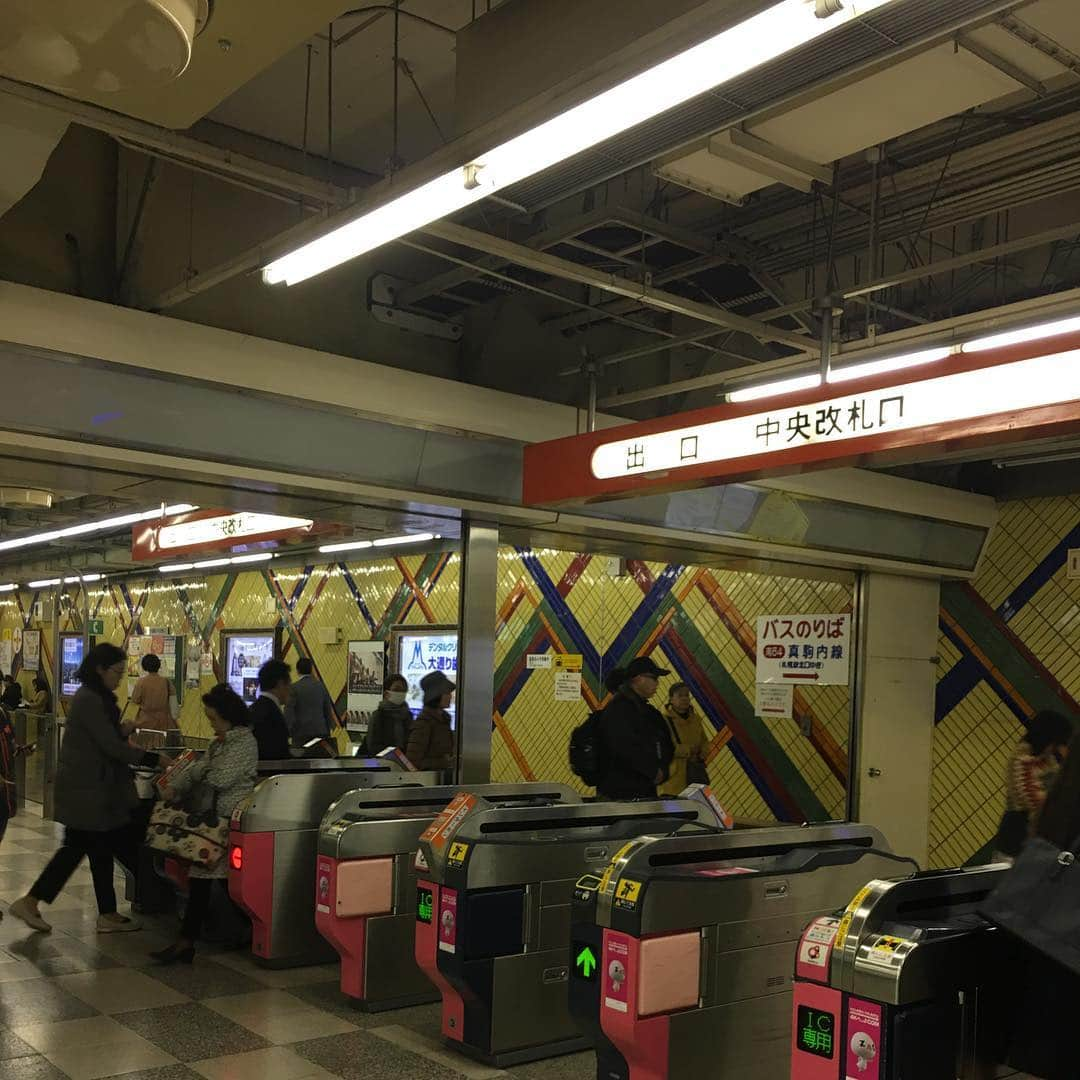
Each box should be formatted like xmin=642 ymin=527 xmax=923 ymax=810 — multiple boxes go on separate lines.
xmin=1 ymin=552 xmax=459 ymax=739
xmin=1 ymin=545 xmax=852 ymax=821
xmin=491 ymin=549 xmax=852 ymax=822
xmin=931 ymin=496 xmax=1080 ymax=867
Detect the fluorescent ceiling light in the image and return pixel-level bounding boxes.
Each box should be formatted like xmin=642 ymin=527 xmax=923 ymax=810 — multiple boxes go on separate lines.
xmin=0 ymin=503 xmax=197 ymax=555
xmin=159 ymin=552 xmax=274 ymax=574
xmin=63 ymin=574 xmax=102 ymax=583
xmin=28 ymin=578 xmax=61 ymax=588
xmin=827 ymin=347 xmax=953 ymax=383
xmin=728 ymin=373 xmax=821 ymax=403
xmin=0 ymin=584 xmax=18 ymax=593
xmin=318 ymin=539 xmax=374 ymax=554
xmin=262 ymin=0 xmax=899 ymax=286
xmin=372 ymin=533 xmax=437 ymax=548
xmin=963 ymin=315 xmax=1080 ymax=353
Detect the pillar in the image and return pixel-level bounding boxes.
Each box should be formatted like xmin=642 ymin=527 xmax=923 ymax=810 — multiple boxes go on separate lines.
xmin=854 ymin=572 xmax=940 ymax=866
xmin=456 ymin=521 xmax=498 ymax=783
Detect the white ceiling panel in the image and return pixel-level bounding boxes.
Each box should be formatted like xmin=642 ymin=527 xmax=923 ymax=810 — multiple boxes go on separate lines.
xmin=750 ymin=43 xmax=1019 ymax=165
xmin=1021 ymin=0 xmax=1080 ymax=56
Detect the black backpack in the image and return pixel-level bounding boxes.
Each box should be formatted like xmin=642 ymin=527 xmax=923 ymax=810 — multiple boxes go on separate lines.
xmin=569 ymin=709 xmax=604 ymax=786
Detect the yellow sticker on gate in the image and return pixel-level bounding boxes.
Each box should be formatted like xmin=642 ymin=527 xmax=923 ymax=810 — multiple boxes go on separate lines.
xmin=834 ymin=883 xmax=873 ymax=945
xmin=599 ymin=841 xmax=638 ymax=895
xmin=613 ymin=878 xmax=642 ymax=910
xmin=447 ymin=842 xmax=470 ymax=867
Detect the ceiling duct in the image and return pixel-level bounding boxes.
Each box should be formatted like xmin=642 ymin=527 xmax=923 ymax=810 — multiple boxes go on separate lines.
xmin=0 ymin=1 xmax=212 ymax=95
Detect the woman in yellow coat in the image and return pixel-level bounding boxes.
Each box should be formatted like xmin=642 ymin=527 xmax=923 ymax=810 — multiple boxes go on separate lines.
xmin=659 ymin=682 xmax=707 ymax=795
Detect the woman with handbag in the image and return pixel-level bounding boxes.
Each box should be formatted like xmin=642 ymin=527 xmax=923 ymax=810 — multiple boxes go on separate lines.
xmin=659 ymin=682 xmax=707 ymax=795
xmin=992 ymin=710 xmax=1073 ymax=861
xmin=150 ymin=683 xmax=257 ymax=965
xmin=10 ymin=643 xmax=173 ymax=934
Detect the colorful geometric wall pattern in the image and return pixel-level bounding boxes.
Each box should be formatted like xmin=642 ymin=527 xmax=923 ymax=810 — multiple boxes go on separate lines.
xmin=1 ymin=545 xmax=852 ymax=823
xmin=931 ymin=495 xmax=1080 ymax=868
xmin=490 ymin=549 xmax=852 ymax=823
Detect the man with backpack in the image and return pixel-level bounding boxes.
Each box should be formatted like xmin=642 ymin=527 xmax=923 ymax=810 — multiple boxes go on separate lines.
xmin=570 ymin=657 xmax=674 ymax=799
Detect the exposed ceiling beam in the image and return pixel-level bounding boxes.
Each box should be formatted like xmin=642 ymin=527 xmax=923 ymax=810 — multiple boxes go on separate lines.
xmin=423 ymin=221 xmax=817 ymax=352
xmin=956 ymin=32 xmax=1048 ymax=98
xmin=0 ymin=76 xmax=350 ymax=209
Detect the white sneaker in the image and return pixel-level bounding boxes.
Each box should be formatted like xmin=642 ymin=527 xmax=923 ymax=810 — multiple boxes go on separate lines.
xmin=10 ymin=896 xmax=51 ymax=933
xmin=97 ymin=913 xmax=141 ymax=933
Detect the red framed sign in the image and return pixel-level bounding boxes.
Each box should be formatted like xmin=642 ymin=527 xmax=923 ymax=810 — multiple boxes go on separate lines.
xmin=522 ymin=330 xmax=1080 ymax=505
xmin=132 ymin=508 xmax=318 ymax=561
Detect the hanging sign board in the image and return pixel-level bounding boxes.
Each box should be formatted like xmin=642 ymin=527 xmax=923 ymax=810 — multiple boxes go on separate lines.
xmin=131 ymin=508 xmax=318 ymax=560
xmin=522 ymin=334 xmax=1080 ymax=505
xmin=756 ymin=614 xmax=851 ymax=685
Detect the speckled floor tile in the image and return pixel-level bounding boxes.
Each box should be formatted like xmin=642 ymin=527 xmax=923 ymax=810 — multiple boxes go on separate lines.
xmin=1 ymin=1055 xmax=67 ymax=1079
xmin=97 ymin=1068 xmax=205 ymax=1080
xmin=191 ymin=1045 xmax=342 ymax=1080
xmin=0 ymin=977 xmax=100 ymax=1025
xmin=291 ymin=1030 xmax=461 ymax=1080
xmin=143 ymin=959 xmax=266 ymax=1001
xmin=204 ymin=990 xmax=355 ymax=1045
xmin=117 ymin=1002 xmax=270 ymax=1062
xmin=0 ymin=1024 xmax=38 ymax=1059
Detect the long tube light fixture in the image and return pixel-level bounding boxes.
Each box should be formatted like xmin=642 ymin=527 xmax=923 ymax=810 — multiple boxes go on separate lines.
xmin=0 ymin=503 xmax=197 ymax=555
xmin=262 ymin=0 xmax=900 ymax=286
xmin=726 ymin=310 xmax=1080 ymax=402
xmin=319 ymin=532 xmax=439 ymax=554
xmin=158 ymin=552 xmax=274 ymax=574
xmin=0 ymin=584 xmax=17 ymax=593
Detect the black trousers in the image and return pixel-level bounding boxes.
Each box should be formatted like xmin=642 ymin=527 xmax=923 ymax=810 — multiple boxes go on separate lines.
xmin=30 ymin=824 xmax=140 ymax=914
xmin=181 ymin=877 xmax=242 ymax=941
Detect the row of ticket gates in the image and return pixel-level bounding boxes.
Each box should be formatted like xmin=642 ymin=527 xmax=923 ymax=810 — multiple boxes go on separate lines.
xmin=210 ymin=755 xmax=1015 ymax=1079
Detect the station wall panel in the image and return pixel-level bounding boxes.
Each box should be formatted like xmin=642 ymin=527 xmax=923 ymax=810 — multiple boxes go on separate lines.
xmin=1 ymin=545 xmax=851 ymax=824
xmin=931 ymin=495 xmax=1080 ymax=868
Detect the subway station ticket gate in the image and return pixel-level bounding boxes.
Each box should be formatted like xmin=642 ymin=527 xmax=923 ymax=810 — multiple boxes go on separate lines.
xmin=790 ymin=864 xmax=1009 ymax=1080
xmin=315 ymin=783 xmax=581 ymax=1011
xmin=569 ymin=824 xmax=908 ymax=1080
xmin=228 ymin=760 xmax=440 ymax=967
xmin=415 ymin=794 xmax=727 ymax=1067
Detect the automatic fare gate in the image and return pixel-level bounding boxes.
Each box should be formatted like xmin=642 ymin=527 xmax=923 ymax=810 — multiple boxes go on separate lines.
xmin=415 ymin=793 xmax=727 ymax=1067
xmin=315 ymin=782 xmax=581 ymax=1010
xmin=570 ymin=824 xmax=911 ymax=1080
xmin=228 ymin=761 xmax=440 ymax=967
xmin=790 ymin=864 xmax=1009 ymax=1080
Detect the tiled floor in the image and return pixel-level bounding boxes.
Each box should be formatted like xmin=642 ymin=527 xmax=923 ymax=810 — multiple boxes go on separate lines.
xmin=0 ymin=808 xmax=596 ymax=1080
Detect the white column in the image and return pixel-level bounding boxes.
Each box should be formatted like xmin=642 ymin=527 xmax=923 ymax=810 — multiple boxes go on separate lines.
xmin=854 ymin=573 xmax=940 ymax=866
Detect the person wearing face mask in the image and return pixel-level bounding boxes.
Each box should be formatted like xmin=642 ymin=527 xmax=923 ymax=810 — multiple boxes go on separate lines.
xmin=595 ymin=657 xmax=675 ymax=801
xmin=367 ymin=673 xmax=412 ymax=756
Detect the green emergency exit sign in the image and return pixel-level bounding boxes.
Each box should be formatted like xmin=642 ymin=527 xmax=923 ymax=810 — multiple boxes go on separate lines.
xmin=88 ymin=619 xmax=104 ymax=636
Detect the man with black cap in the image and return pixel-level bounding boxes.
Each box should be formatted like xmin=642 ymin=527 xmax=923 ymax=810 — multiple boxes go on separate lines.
xmin=595 ymin=656 xmax=675 ymax=800
xmin=405 ymin=670 xmax=456 ymax=772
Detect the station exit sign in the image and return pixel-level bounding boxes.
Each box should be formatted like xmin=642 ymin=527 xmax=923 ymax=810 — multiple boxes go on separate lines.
xmin=1069 ymin=549 xmax=1080 ymax=580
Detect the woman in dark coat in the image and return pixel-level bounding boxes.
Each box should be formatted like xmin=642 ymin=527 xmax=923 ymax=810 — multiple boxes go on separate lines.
xmin=595 ymin=656 xmax=675 ymax=800
xmin=10 ymin=643 xmax=171 ymax=933
xmin=1002 ymin=726 xmax=1080 ymax=1079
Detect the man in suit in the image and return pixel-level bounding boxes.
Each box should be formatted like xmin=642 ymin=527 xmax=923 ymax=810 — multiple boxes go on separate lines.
xmin=285 ymin=657 xmax=339 ymax=749
xmin=248 ymin=659 xmax=292 ymax=760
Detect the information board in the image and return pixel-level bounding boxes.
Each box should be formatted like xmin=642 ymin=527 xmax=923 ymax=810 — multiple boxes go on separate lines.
xmin=756 ymin=613 xmax=851 ymax=685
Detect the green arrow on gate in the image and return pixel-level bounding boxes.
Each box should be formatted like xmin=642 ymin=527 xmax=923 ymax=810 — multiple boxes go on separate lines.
xmin=575 ymin=946 xmax=596 ymax=978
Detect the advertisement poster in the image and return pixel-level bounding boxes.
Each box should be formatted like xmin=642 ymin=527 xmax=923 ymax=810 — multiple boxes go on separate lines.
xmin=756 ymin=613 xmax=851 ymax=685
xmin=845 ymin=998 xmax=882 ymax=1080
xmin=22 ymin=629 xmax=39 ymax=672
xmin=224 ymin=633 xmax=276 ymax=704
xmin=395 ymin=629 xmax=458 ymax=719
xmin=0 ymin=639 xmax=11 ymax=678
xmin=61 ymin=635 xmax=85 ymax=696
xmin=553 ymin=654 xmax=583 ymax=702
xmin=200 ymin=651 xmax=214 ymax=676
xmin=347 ymin=641 xmax=385 ymax=714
